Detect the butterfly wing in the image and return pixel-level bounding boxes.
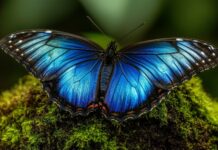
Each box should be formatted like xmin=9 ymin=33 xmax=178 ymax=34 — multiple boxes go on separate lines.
xmin=0 ymin=30 xmax=104 ymax=114
xmin=103 ymin=38 xmax=218 ymax=120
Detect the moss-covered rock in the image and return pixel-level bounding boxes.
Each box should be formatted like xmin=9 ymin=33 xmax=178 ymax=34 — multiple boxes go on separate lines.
xmin=0 ymin=76 xmax=218 ymax=150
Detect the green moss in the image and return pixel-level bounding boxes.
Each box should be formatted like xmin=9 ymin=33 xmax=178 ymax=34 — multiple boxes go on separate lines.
xmin=183 ymin=78 xmax=218 ymax=124
xmin=64 ymin=123 xmax=117 ymax=150
xmin=0 ymin=75 xmax=218 ymax=149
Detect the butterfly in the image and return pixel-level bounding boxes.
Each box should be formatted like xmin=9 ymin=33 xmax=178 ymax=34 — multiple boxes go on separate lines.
xmin=0 ymin=29 xmax=217 ymax=121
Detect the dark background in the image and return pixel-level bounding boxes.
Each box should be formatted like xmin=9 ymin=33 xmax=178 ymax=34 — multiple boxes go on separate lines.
xmin=0 ymin=0 xmax=217 ymax=98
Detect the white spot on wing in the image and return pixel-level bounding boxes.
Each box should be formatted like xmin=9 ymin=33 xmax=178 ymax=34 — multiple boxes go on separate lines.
xmin=18 ymin=40 xmax=23 ymax=44
xmin=9 ymin=34 xmax=16 ymax=39
xmin=209 ymin=45 xmax=214 ymax=50
xmin=45 ymin=30 xmax=52 ymax=33
xmin=176 ymin=38 xmax=183 ymax=41
xmin=201 ymin=52 xmax=205 ymax=55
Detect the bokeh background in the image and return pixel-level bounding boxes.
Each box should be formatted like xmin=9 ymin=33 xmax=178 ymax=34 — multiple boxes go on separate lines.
xmin=0 ymin=0 xmax=217 ymax=98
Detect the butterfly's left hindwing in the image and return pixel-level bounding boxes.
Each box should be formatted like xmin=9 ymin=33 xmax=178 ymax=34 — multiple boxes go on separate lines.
xmin=103 ymin=39 xmax=218 ymax=120
xmin=0 ymin=30 xmax=103 ymax=114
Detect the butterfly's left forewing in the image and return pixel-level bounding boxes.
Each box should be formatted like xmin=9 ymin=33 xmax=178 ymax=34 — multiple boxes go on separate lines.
xmin=0 ymin=30 xmax=104 ymax=114
xmin=103 ymin=38 xmax=218 ymax=121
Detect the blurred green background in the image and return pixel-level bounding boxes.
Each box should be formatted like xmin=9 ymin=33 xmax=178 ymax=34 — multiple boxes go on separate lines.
xmin=0 ymin=0 xmax=217 ymax=98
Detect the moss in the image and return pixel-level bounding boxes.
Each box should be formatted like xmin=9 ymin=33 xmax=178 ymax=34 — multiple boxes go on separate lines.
xmin=64 ymin=123 xmax=117 ymax=150
xmin=0 ymin=75 xmax=218 ymax=149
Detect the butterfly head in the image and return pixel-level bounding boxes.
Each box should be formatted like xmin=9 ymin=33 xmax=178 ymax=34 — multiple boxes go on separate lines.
xmin=104 ymin=41 xmax=117 ymax=64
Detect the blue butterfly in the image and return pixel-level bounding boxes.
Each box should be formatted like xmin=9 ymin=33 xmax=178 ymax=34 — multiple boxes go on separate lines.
xmin=0 ymin=30 xmax=217 ymax=121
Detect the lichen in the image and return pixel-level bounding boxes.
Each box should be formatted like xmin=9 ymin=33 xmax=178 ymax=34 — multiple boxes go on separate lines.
xmin=0 ymin=75 xmax=218 ymax=149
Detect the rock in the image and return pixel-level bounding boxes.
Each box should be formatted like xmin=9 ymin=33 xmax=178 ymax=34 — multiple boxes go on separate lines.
xmin=0 ymin=76 xmax=217 ymax=150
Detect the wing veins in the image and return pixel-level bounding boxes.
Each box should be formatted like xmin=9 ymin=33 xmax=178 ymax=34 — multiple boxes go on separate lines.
xmin=179 ymin=42 xmax=206 ymax=56
xmin=121 ymin=51 xmax=179 ymax=55
xmin=118 ymin=61 xmax=144 ymax=106
xmin=40 ymin=54 xmax=99 ymax=80
xmin=118 ymin=61 xmax=136 ymax=87
xmin=21 ymin=44 xmax=49 ymax=65
xmin=170 ymin=54 xmax=194 ymax=78
xmin=119 ymin=59 xmax=148 ymax=95
xmin=46 ymin=43 xmax=102 ymax=52
xmin=54 ymin=55 xmax=99 ymax=74
xmin=60 ymin=60 xmax=99 ymax=87
xmin=167 ymin=54 xmax=185 ymax=76
xmin=21 ymin=36 xmax=49 ymax=51
xmin=122 ymin=54 xmax=167 ymax=89
xmin=107 ymin=73 xmax=122 ymax=107
xmin=173 ymin=46 xmax=198 ymax=71
xmin=157 ymin=55 xmax=179 ymax=84
xmin=178 ymin=43 xmax=205 ymax=60
xmin=16 ymin=34 xmax=49 ymax=47
xmin=72 ymin=60 xmax=101 ymax=83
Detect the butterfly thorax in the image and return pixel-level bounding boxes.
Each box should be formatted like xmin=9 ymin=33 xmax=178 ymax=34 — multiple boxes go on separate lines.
xmin=104 ymin=41 xmax=117 ymax=65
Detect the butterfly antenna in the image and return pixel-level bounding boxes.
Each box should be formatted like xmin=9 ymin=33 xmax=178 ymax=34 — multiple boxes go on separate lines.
xmin=118 ymin=22 xmax=145 ymax=43
xmin=86 ymin=16 xmax=107 ymax=36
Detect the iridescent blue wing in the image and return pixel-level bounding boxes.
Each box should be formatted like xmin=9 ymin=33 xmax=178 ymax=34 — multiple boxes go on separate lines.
xmin=103 ymin=38 xmax=218 ymax=121
xmin=0 ymin=30 xmax=104 ymax=115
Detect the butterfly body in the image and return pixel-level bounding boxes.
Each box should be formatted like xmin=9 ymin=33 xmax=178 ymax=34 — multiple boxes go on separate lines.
xmin=0 ymin=29 xmax=217 ymax=121
xmin=100 ymin=63 xmax=113 ymax=95
xmin=99 ymin=41 xmax=118 ymax=96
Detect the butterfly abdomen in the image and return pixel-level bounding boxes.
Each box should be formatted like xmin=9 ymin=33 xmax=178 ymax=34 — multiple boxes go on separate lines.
xmin=100 ymin=63 xmax=114 ymax=97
